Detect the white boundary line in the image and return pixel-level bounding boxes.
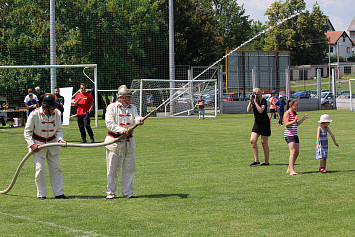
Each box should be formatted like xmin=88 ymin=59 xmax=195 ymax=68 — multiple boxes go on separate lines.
xmin=0 ymin=211 xmax=106 ymax=237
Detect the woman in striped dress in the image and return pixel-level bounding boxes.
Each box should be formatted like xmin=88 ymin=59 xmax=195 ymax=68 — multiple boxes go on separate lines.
xmin=284 ymin=99 xmax=308 ymax=175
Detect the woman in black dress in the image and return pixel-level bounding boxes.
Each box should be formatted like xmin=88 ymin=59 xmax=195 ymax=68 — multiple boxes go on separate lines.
xmin=246 ymin=88 xmax=271 ymax=166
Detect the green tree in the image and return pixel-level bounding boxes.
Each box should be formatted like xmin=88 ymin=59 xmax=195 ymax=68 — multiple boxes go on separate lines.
xmin=0 ymin=0 xmax=169 ymax=97
xmin=174 ymin=0 xmax=222 ymax=65
xmin=264 ymin=0 xmax=329 ymax=65
xmin=208 ymin=0 xmax=252 ymax=51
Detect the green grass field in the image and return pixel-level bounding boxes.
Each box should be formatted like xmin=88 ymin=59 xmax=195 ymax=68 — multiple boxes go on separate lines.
xmin=0 ymin=110 xmax=354 ymax=236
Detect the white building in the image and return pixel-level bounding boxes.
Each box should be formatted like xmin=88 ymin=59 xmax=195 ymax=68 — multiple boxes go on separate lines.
xmin=347 ymin=17 xmax=355 ymax=55
xmin=325 ymin=31 xmax=354 ymax=60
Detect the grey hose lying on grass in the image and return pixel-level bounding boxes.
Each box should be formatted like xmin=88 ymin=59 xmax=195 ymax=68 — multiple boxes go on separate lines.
xmin=0 ymin=109 xmax=155 ymax=195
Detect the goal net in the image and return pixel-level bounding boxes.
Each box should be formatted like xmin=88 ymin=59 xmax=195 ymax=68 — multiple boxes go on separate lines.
xmin=0 ymin=64 xmax=99 ymax=126
xmin=129 ymin=78 xmax=217 ymax=118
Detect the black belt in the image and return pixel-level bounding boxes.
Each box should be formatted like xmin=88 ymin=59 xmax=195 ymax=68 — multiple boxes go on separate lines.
xmin=33 ymin=133 xmax=56 ymax=143
xmin=108 ymin=131 xmax=132 ymax=138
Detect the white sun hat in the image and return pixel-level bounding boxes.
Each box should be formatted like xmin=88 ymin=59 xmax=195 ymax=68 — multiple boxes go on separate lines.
xmin=318 ymin=114 xmax=333 ymax=123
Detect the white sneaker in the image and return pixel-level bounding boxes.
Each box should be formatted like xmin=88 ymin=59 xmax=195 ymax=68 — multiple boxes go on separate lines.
xmin=106 ymin=194 xmax=116 ymax=199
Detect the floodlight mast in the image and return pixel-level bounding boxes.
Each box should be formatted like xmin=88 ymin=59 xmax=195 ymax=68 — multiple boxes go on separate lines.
xmin=50 ymin=0 xmax=56 ymax=94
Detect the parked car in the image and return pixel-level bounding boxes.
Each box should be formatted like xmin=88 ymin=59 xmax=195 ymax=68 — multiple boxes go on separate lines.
xmin=279 ymin=90 xmax=296 ymax=99
xmin=292 ymin=90 xmax=311 ymax=99
xmin=203 ymin=94 xmax=215 ymax=106
xmin=310 ymin=90 xmax=318 ymax=98
xmin=223 ymin=93 xmax=240 ymax=101
xmin=321 ymin=92 xmax=333 ymax=105
xmin=177 ymin=94 xmax=191 ymax=103
xmin=262 ymin=94 xmax=271 ymax=100
xmin=244 ymin=92 xmax=252 ymax=101
xmin=337 ymin=93 xmax=355 ymax=99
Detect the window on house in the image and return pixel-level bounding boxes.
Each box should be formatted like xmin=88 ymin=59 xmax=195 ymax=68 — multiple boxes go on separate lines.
xmin=343 ymin=37 xmax=345 ymax=42
xmin=330 ymin=47 xmax=333 ymax=53
xmin=344 ymin=67 xmax=351 ymax=74
xmin=347 ymin=47 xmax=350 ymax=53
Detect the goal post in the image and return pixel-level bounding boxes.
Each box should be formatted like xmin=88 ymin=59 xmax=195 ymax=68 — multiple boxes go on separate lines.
xmin=350 ymin=79 xmax=355 ymax=111
xmin=130 ymin=78 xmax=218 ymax=118
xmin=0 ymin=64 xmax=99 ymax=127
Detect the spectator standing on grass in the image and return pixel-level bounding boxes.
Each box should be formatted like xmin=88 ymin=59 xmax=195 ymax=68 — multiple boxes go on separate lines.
xmin=24 ymin=94 xmax=68 ymax=200
xmin=197 ymin=95 xmax=205 ymax=120
xmin=247 ymin=88 xmax=271 ymax=167
xmin=26 ymin=93 xmax=37 ymax=117
xmin=316 ymin=114 xmax=339 ymax=173
xmin=24 ymin=88 xmax=38 ymax=108
xmin=35 ymin=86 xmax=44 ymax=106
xmin=269 ymin=90 xmax=279 ymax=122
xmin=104 ymin=85 xmax=144 ymax=199
xmin=73 ymin=83 xmax=95 ymax=143
xmin=54 ymin=87 xmax=65 ymax=123
xmin=284 ymin=99 xmax=308 ymax=175
xmin=275 ymin=95 xmax=286 ymax=126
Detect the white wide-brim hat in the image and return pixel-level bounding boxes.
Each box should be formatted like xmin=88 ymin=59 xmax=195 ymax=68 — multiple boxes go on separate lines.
xmin=318 ymin=114 xmax=332 ymax=123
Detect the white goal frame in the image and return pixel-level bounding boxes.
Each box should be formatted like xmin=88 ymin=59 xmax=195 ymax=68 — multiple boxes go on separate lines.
xmin=131 ymin=78 xmax=218 ymax=118
xmin=0 ymin=64 xmax=99 ymax=127
xmin=350 ymin=79 xmax=355 ymax=111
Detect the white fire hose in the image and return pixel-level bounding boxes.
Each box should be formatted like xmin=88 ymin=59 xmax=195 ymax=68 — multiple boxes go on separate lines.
xmin=0 ymin=109 xmax=155 ymax=195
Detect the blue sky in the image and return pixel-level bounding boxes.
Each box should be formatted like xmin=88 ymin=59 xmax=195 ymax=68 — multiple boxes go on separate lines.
xmin=238 ymin=0 xmax=353 ymax=32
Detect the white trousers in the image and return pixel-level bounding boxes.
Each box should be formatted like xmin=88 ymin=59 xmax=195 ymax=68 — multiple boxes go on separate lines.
xmin=106 ymin=142 xmax=136 ymax=198
xmin=33 ymin=148 xmax=64 ymax=197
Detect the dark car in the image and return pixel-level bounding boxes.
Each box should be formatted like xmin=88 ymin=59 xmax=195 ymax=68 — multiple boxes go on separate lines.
xmin=292 ymin=90 xmax=311 ymax=99
xmin=279 ymin=90 xmax=296 ymax=99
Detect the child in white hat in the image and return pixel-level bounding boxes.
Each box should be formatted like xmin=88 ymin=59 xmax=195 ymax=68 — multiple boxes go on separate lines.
xmin=316 ymin=114 xmax=339 ymax=173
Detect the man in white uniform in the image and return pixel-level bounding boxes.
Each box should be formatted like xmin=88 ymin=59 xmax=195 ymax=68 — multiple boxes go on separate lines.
xmin=24 ymin=94 xmax=68 ymax=200
xmin=105 ymin=85 xmax=144 ymax=199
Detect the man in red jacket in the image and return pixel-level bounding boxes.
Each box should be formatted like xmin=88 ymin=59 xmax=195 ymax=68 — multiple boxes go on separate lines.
xmin=74 ymin=83 xmax=95 ymax=143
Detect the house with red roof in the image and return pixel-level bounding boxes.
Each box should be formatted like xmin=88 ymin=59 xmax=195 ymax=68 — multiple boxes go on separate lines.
xmin=348 ymin=17 xmax=355 ymax=55
xmin=325 ymin=31 xmax=354 ymax=59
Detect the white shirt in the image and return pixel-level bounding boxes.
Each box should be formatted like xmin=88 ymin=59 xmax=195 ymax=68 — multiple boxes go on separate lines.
xmin=24 ymin=94 xmax=38 ymax=103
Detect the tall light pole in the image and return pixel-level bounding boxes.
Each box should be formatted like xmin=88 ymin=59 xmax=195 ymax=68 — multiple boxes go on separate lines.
xmin=169 ymin=0 xmax=175 ymax=114
xmin=50 ymin=0 xmax=56 ymax=93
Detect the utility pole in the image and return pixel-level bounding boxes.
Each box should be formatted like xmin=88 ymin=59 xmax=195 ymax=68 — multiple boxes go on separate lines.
xmin=50 ymin=0 xmax=56 ymax=93
xmin=328 ymin=37 xmax=331 ymax=92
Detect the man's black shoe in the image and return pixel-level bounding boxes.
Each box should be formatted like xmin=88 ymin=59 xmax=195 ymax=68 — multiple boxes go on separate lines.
xmin=90 ymin=138 xmax=95 ymax=143
xmin=250 ymin=161 xmax=260 ymax=167
xmin=55 ymin=194 xmax=69 ymax=199
xmin=81 ymin=139 xmax=87 ymax=143
xmin=38 ymin=196 xmax=46 ymax=200
xmin=127 ymin=195 xmax=138 ymax=198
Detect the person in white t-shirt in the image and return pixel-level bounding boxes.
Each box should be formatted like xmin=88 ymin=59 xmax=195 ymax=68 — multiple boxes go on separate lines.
xmin=24 ymin=88 xmax=39 ymax=107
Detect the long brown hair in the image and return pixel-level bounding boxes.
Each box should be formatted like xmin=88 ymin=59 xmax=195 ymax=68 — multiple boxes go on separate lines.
xmin=287 ymin=99 xmax=298 ymax=115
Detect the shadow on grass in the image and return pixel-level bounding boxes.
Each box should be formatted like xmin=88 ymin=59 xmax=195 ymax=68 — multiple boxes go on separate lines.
xmin=65 ymin=193 xmax=189 ymax=199
xmin=298 ymin=170 xmax=355 ymax=174
xmin=269 ymin=164 xmax=300 ymax=166
xmin=138 ymin=193 xmax=189 ymax=199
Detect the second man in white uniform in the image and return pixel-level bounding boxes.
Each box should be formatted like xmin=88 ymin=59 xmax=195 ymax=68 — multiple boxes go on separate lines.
xmin=105 ymin=85 xmax=144 ymax=199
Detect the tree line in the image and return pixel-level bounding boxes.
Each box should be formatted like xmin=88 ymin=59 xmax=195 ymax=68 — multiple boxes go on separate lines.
xmin=0 ymin=0 xmax=329 ymax=97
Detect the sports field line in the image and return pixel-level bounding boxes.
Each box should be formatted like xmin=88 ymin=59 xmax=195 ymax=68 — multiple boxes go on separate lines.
xmin=0 ymin=211 xmax=106 ymax=237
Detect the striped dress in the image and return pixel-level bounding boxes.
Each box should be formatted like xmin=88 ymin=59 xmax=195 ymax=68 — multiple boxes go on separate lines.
xmin=284 ymin=111 xmax=298 ymax=137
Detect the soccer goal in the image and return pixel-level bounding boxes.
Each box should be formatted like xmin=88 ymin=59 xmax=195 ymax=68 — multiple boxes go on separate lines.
xmin=0 ymin=64 xmax=99 ymax=127
xmin=129 ymin=78 xmax=218 ymax=118
xmin=350 ymin=79 xmax=355 ymax=111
